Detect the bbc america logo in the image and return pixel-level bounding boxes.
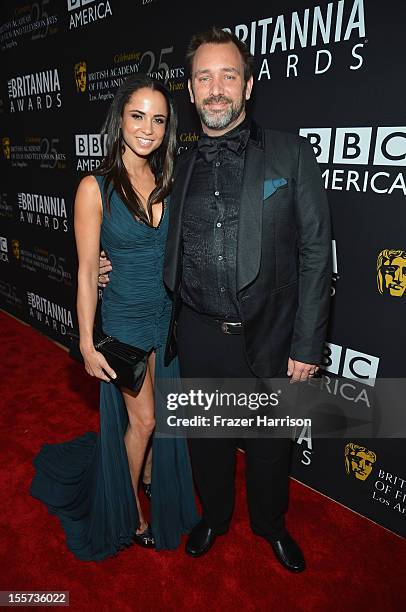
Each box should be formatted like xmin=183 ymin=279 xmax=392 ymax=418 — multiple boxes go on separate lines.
xmin=300 ymin=127 xmax=406 ymax=195
xmin=321 ymin=343 xmax=380 ymax=387
xmin=67 ymin=0 xmax=113 ymax=30
xmin=68 ymin=0 xmax=96 ymax=9
xmin=75 ymin=134 xmax=107 ymax=171
xmin=300 ymin=127 xmax=406 ymax=166
xmin=75 ymin=134 xmax=107 ymax=157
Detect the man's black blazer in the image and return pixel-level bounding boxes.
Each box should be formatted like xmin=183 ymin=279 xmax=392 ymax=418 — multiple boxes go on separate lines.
xmin=163 ymin=121 xmax=332 ymax=377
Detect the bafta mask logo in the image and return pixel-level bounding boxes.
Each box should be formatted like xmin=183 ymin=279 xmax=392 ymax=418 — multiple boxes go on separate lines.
xmin=345 ymin=443 xmax=376 ymax=481
xmin=2 ymin=137 xmax=10 ymax=160
xmin=11 ymin=239 xmax=20 ymax=261
xmin=377 ymin=249 xmax=406 ymax=298
xmin=74 ymin=61 xmax=87 ymax=93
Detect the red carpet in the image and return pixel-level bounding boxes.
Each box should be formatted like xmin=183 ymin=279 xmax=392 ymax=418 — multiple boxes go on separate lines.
xmin=0 ymin=310 xmax=405 ymax=611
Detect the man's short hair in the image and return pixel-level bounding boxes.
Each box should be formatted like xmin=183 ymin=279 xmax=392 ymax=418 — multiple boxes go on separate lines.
xmin=186 ymin=26 xmax=254 ymax=84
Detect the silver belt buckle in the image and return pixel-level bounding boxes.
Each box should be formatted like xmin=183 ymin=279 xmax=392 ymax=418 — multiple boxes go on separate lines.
xmin=221 ymin=321 xmax=242 ymax=334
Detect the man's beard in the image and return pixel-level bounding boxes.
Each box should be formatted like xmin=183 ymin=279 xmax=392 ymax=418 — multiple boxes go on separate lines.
xmin=196 ymin=91 xmax=246 ymax=131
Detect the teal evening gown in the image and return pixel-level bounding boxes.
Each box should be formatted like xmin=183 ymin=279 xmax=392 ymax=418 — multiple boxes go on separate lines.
xmin=30 ymin=176 xmax=199 ymax=560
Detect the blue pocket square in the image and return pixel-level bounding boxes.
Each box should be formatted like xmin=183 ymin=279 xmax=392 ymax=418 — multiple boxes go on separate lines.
xmin=263 ymin=178 xmax=288 ymax=200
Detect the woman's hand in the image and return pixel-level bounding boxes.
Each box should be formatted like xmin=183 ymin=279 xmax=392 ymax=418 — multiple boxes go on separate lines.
xmin=98 ymin=250 xmax=112 ymax=287
xmin=81 ymin=346 xmax=117 ymax=382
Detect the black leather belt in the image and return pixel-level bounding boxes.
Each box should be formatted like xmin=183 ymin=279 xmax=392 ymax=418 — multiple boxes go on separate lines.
xmin=193 ymin=310 xmax=243 ymax=335
xmin=218 ymin=321 xmax=243 ymax=335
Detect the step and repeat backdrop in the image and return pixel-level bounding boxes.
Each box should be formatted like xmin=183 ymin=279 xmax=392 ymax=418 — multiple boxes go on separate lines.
xmin=0 ymin=0 xmax=405 ymax=537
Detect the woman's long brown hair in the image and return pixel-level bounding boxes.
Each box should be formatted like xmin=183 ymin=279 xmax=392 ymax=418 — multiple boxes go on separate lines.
xmin=96 ymin=74 xmax=177 ymax=226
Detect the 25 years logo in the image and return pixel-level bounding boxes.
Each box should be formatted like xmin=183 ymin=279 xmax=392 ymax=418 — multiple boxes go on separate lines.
xmin=0 ymin=1 xmax=59 ymax=52
xmin=2 ymin=136 xmax=66 ymax=168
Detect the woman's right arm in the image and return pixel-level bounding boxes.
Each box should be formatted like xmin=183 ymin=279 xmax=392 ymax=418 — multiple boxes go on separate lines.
xmin=74 ymin=175 xmax=116 ymax=382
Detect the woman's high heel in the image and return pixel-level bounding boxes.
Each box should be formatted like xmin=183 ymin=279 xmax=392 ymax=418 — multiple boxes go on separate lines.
xmin=134 ymin=523 xmax=155 ymax=549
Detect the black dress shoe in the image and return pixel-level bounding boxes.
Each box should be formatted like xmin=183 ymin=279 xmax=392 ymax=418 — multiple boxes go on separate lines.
xmin=134 ymin=523 xmax=155 ymax=549
xmin=142 ymin=481 xmax=152 ymax=500
xmin=271 ymin=533 xmax=305 ymax=572
xmin=185 ymin=520 xmax=217 ymax=557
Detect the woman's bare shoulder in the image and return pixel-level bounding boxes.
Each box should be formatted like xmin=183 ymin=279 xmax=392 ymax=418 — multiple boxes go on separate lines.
xmin=75 ymin=175 xmax=103 ymax=217
xmin=77 ymin=174 xmax=100 ymax=196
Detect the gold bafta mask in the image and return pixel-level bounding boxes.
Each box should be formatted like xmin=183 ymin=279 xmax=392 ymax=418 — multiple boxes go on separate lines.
xmin=11 ymin=239 xmax=20 ymax=260
xmin=345 ymin=443 xmax=376 ymax=481
xmin=74 ymin=61 xmax=87 ymax=93
xmin=2 ymin=137 xmax=10 ymax=160
xmin=377 ymin=249 xmax=406 ymax=298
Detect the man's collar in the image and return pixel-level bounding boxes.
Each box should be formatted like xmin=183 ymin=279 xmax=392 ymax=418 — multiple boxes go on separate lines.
xmin=199 ymin=116 xmax=263 ymax=148
xmin=248 ymin=120 xmax=264 ymax=149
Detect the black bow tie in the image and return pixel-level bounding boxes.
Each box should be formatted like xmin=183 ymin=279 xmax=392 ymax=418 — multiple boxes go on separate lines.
xmin=197 ymin=128 xmax=250 ymax=163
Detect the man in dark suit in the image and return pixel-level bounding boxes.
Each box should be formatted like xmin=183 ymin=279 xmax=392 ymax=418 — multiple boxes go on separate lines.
xmin=163 ymin=27 xmax=332 ymax=572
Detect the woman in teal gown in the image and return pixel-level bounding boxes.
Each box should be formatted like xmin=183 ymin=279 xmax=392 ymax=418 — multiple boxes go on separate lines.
xmin=30 ymin=75 xmax=199 ymax=560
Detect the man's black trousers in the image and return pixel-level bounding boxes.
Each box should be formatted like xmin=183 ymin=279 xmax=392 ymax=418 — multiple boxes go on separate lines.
xmin=177 ymin=304 xmax=292 ymax=542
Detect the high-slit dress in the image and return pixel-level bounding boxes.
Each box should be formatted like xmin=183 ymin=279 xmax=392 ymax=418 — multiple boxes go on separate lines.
xmin=30 ymin=175 xmax=199 ymax=560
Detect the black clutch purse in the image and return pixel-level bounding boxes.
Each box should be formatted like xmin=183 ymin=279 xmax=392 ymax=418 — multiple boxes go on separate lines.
xmin=69 ymin=328 xmax=148 ymax=393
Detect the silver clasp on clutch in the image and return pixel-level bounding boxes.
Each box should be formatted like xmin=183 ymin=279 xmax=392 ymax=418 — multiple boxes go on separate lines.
xmin=95 ymin=336 xmax=114 ymax=349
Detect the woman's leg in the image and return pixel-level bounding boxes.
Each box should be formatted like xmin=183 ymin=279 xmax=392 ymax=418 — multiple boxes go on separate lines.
xmin=142 ymin=352 xmax=155 ymax=485
xmin=142 ymin=447 xmax=152 ymax=485
xmin=122 ymin=360 xmax=155 ymax=534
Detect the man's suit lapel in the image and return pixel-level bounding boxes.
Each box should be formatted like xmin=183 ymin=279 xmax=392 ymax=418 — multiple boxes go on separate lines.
xmin=163 ymin=148 xmax=197 ymax=292
xmin=236 ymin=127 xmax=265 ymax=293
